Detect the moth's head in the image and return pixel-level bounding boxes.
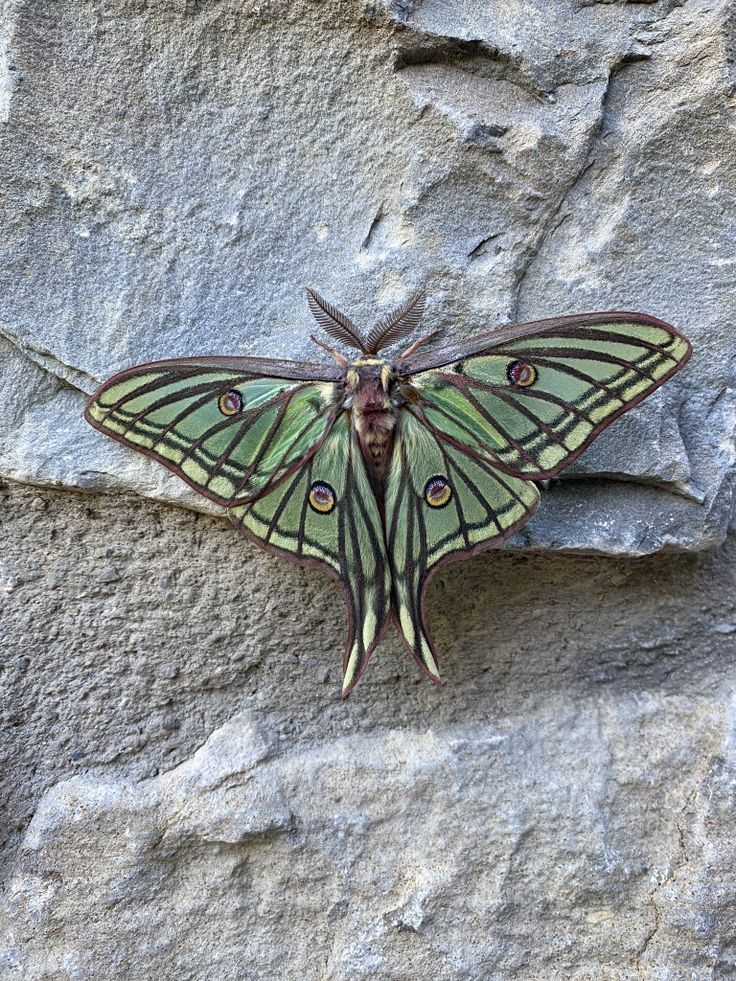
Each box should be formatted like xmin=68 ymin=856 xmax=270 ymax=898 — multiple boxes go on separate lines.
xmin=345 ymin=356 xmax=393 ymax=394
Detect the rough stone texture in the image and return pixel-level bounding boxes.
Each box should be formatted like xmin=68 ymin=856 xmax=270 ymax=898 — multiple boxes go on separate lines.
xmin=2 ymin=1 xmax=736 ymax=977
xmin=0 ymin=0 xmax=734 ymax=553
xmin=2 ymin=483 xmax=736 ymax=979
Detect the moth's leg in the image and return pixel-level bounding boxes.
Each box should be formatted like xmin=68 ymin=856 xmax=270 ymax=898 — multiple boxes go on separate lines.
xmin=309 ymin=334 xmax=349 ymax=367
xmin=397 ymin=328 xmax=443 ymax=361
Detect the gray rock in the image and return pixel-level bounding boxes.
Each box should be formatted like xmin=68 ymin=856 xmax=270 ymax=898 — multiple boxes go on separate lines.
xmin=2 ymin=1 xmax=736 ymax=977
xmin=5 ymin=698 xmax=736 ymax=979
xmin=0 ymin=0 xmax=734 ymax=555
xmin=1 ymin=482 xmax=735 ymax=978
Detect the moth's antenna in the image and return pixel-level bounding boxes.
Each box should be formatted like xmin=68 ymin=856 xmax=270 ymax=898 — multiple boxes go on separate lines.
xmin=365 ymin=284 xmax=427 ymax=354
xmin=305 ymin=288 xmax=367 ymax=352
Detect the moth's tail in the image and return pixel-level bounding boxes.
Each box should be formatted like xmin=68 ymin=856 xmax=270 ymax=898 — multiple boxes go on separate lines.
xmin=391 ymin=586 xmax=443 ymax=687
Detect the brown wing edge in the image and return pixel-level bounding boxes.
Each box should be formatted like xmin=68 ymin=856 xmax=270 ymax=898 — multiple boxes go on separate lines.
xmin=392 ymin=486 xmax=542 ymax=688
xmin=399 ymin=311 xmax=692 ymax=374
xmin=229 ymin=515 xmax=392 ymax=699
xmin=86 ymin=354 xmax=342 ymax=387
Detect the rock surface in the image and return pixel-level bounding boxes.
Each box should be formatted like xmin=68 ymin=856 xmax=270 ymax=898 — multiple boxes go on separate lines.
xmin=8 ymin=703 xmax=736 ymax=980
xmin=0 ymin=0 xmax=734 ymax=554
xmin=2 ymin=483 xmax=736 ymax=978
xmin=2 ymin=1 xmax=736 ymax=978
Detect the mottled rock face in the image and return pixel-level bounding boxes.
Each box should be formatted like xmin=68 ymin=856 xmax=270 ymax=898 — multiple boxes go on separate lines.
xmin=1 ymin=1 xmax=736 ymax=977
xmin=0 ymin=0 xmax=734 ymax=554
xmin=2 ymin=484 xmax=736 ymax=978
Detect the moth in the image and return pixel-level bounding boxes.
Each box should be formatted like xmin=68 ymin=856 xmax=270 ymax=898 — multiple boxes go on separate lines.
xmin=84 ymin=287 xmax=692 ymax=696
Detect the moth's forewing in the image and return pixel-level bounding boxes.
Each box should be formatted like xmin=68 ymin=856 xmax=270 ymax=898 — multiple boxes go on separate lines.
xmin=401 ymin=313 xmax=692 ymax=479
xmin=84 ymin=356 xmax=342 ymax=505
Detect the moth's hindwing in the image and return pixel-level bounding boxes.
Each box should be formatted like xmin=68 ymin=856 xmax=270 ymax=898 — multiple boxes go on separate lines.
xmin=85 ymin=360 xmax=340 ymax=504
xmin=386 ymin=409 xmax=540 ymax=680
xmin=408 ymin=314 xmax=692 ymax=479
xmin=229 ymin=412 xmax=392 ymax=696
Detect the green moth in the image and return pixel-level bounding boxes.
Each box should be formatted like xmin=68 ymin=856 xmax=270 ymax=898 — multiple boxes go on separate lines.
xmin=84 ymin=287 xmax=692 ymax=697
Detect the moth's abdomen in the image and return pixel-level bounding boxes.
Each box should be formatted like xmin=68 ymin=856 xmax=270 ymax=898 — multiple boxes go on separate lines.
xmin=353 ymin=405 xmax=396 ymax=479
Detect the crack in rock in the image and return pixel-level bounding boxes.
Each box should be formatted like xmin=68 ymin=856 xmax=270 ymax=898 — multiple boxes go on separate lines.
xmin=0 ymin=323 xmax=98 ymax=395
xmin=635 ymin=780 xmax=698 ymax=975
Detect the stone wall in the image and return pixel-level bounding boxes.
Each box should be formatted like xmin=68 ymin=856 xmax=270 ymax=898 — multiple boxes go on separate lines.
xmin=1 ymin=1 xmax=735 ymax=977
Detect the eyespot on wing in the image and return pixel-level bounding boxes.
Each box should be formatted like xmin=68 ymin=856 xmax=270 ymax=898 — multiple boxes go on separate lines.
xmin=309 ymin=480 xmax=336 ymax=514
xmin=424 ymin=475 xmax=452 ymax=509
xmin=506 ymin=361 xmax=537 ymax=387
xmin=218 ymin=389 xmax=244 ymax=415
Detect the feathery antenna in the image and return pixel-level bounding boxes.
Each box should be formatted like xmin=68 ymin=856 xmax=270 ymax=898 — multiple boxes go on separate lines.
xmin=365 ymin=284 xmax=427 ymax=354
xmin=305 ymin=288 xmax=367 ymax=352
